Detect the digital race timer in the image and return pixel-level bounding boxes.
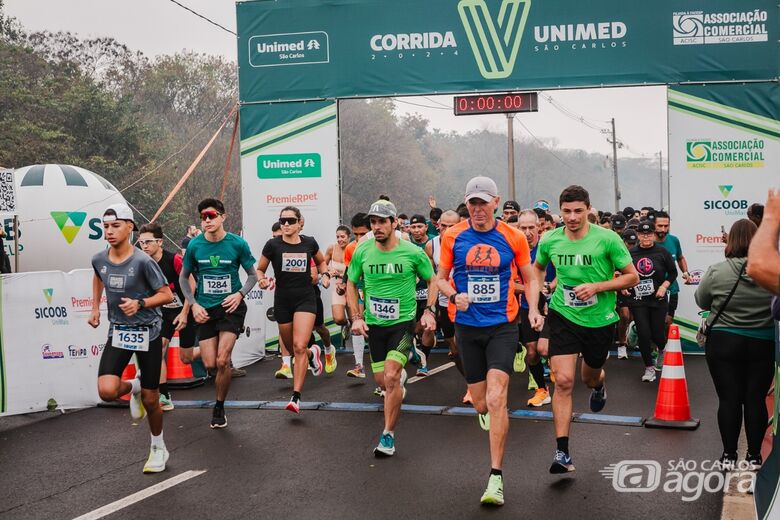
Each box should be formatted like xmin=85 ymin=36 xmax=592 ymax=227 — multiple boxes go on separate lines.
xmin=453 ymin=92 xmax=538 ymax=115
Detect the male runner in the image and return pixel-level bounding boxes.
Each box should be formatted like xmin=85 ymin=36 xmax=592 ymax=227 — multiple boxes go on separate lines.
xmin=535 ymin=186 xmax=638 ymax=474
xmin=501 ymin=200 xmax=520 ymax=221
xmin=438 ymin=177 xmax=543 ymax=506
xmin=516 ymin=210 xmax=555 ymax=407
xmin=654 ymin=211 xmax=689 ymax=329
xmin=138 ymin=222 xmax=198 ymax=411
xmin=179 ymin=198 xmax=257 ymax=428
xmin=409 ymin=214 xmax=435 ymax=375
xmin=348 ymin=200 xmax=437 ymax=457
xmin=89 ymin=203 xmax=173 ymax=473
xmin=342 ymin=213 xmax=370 ymax=378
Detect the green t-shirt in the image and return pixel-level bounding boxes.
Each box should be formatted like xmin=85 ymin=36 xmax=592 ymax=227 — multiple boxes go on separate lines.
xmin=348 ymin=238 xmax=434 ymax=327
xmin=657 ymin=234 xmax=683 ymax=294
xmin=182 ymin=232 xmax=256 ymax=309
xmin=536 ymin=224 xmax=632 ymax=328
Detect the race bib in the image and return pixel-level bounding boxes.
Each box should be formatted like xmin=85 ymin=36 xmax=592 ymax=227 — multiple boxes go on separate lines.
xmin=468 ymin=275 xmax=500 ymax=303
xmin=634 ymin=279 xmax=655 ymax=298
xmin=163 ymin=293 xmax=184 ymax=309
xmin=204 ymin=274 xmax=231 ymax=295
xmin=369 ymin=296 xmax=400 ymax=321
xmin=113 ymin=325 xmax=149 ymax=352
xmin=282 ymin=253 xmax=308 ymax=272
xmin=416 ymin=287 xmax=428 ymax=300
xmin=562 ymin=284 xmax=597 ymax=308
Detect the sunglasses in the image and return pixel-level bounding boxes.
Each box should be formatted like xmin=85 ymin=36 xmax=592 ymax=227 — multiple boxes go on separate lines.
xmin=279 ymin=217 xmax=299 ymax=226
xmin=200 ymin=211 xmax=222 ymax=221
xmin=136 ymin=239 xmax=161 ymax=246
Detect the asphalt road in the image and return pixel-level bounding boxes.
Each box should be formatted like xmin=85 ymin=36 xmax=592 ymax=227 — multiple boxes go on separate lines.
xmin=0 ymin=352 xmax=728 ymax=519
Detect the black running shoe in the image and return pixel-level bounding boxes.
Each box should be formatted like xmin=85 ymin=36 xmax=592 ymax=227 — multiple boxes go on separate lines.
xmin=210 ymin=407 xmax=227 ymax=429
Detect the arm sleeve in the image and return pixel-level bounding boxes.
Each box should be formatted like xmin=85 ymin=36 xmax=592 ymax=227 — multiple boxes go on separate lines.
xmin=179 ymin=264 xmax=196 ymax=305
xmin=240 ymin=264 xmax=258 ymax=295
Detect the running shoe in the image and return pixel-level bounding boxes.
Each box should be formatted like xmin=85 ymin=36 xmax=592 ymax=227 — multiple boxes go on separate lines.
xmin=527 ymin=388 xmax=551 ymax=407
xmin=617 ymin=346 xmax=628 ymax=359
xmin=416 ymin=366 xmax=429 ymax=377
xmin=513 ymin=346 xmax=527 ymax=373
xmin=746 ymin=453 xmax=763 ymax=470
xmin=480 ymin=474 xmax=504 ymax=506
xmin=142 ymin=445 xmax=170 ymax=474
xmin=589 ymin=383 xmax=607 ymax=413
xmin=275 ymin=363 xmax=293 ymax=379
xmin=373 ymin=432 xmax=395 ymax=457
xmin=528 ymin=374 xmax=538 ymax=391
xmin=325 ymin=348 xmax=337 ymax=374
xmin=210 ymin=407 xmax=227 ymax=429
xmin=309 ymin=344 xmax=323 ymax=376
xmin=718 ymin=452 xmax=738 ymax=471
xmin=549 ymin=450 xmax=575 ymax=474
xmin=463 ymin=389 xmax=473 ymax=404
xmin=641 ymin=367 xmax=656 ymax=382
xmin=347 ymin=364 xmax=366 ymax=378
xmin=159 ymin=393 xmax=174 ymax=412
xmin=627 ymin=322 xmax=638 ymax=348
xmin=654 ymin=351 xmax=665 ymax=372
xmin=373 ymin=386 xmax=385 ymax=397
xmin=400 ymin=368 xmax=408 ymax=401
xmin=408 ymin=344 xmax=426 ymax=369
xmin=479 ymin=413 xmax=490 ymax=432
xmin=231 ymin=366 xmax=247 ymax=378
xmin=286 ymin=395 xmax=300 ymax=414
xmin=129 ymin=383 xmax=146 ymax=421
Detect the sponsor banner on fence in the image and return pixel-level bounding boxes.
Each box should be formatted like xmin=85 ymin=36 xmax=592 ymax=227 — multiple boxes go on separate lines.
xmin=0 ymin=269 xmax=108 ymax=415
xmin=236 ymin=0 xmax=777 ymax=103
xmin=240 ymin=101 xmax=340 ymax=349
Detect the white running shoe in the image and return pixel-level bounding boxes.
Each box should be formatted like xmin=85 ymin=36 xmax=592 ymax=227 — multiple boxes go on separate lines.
xmin=641 ymin=367 xmax=656 ymax=382
xmin=617 ymin=346 xmax=628 ymax=359
xmin=129 ymin=380 xmax=146 ymax=421
xmin=143 ymin=445 xmax=169 ymax=473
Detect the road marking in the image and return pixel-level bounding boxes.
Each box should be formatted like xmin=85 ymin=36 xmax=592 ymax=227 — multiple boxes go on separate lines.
xmin=73 ymin=470 xmax=206 ymax=520
xmin=408 ymin=362 xmax=455 ymax=384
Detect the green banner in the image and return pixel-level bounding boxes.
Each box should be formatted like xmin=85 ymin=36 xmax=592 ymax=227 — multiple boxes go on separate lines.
xmin=237 ymin=0 xmax=778 ymax=103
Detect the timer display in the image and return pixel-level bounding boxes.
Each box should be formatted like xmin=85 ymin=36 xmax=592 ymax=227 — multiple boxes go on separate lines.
xmin=453 ymin=92 xmax=538 ymax=115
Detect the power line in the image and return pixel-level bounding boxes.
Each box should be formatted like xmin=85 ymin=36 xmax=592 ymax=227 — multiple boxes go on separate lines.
xmin=513 ymin=116 xmax=585 ymax=174
xmin=167 ymin=0 xmax=236 ymax=36
xmin=392 ymin=97 xmax=451 ymax=111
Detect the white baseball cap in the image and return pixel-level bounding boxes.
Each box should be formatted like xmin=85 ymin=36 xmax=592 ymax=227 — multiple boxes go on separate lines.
xmin=464 ymin=176 xmax=499 ymax=203
xmin=103 ymin=203 xmax=137 ymax=230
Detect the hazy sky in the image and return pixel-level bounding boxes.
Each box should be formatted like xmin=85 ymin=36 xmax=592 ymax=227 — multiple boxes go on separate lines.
xmin=6 ymin=0 xmax=668 ymax=160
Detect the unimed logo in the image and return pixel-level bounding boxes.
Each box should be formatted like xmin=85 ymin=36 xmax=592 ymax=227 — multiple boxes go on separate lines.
xmin=249 ymin=31 xmax=330 ymax=68
xmin=258 ymin=153 xmax=322 ymax=179
xmin=458 ymin=0 xmax=531 ymax=79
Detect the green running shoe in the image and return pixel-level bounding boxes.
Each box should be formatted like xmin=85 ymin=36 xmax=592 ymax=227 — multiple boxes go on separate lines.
xmin=480 ymin=474 xmax=504 ymax=506
xmin=513 ymin=346 xmax=527 ymax=373
xmin=479 ymin=412 xmax=490 ymax=432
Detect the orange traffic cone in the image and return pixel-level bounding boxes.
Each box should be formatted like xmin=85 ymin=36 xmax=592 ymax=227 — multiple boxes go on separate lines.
xmin=167 ymin=332 xmax=205 ymax=389
xmin=644 ymin=325 xmax=700 ymax=430
xmin=119 ymin=355 xmax=137 ymax=402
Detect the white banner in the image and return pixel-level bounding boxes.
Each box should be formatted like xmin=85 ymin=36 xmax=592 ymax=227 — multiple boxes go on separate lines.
xmin=668 ymin=85 xmax=779 ymax=349
xmin=0 ymin=269 xmax=107 ymax=415
xmin=231 ymin=284 xmax=266 ymax=367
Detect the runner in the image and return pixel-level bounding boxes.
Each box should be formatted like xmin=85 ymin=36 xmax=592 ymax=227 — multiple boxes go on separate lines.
xmin=324 ymin=225 xmax=351 ymax=329
xmin=257 ymin=206 xmax=330 ymax=413
xmin=437 ymin=177 xmax=543 ymax=506
xmin=626 ymin=221 xmax=677 ymax=381
xmin=516 ymin=210 xmax=556 ymax=407
xmin=342 ymin=213 xmax=370 ymax=378
xmin=267 ymin=222 xmax=295 ymax=380
xmin=137 ymin=222 xmax=198 ymax=411
xmin=615 ymin=228 xmax=638 ymax=359
xmin=501 ymin=200 xmax=520 ymax=222
xmin=347 ymin=199 xmax=437 ymax=457
xmin=535 ymin=185 xmax=638 ymax=474
xmin=179 ymin=198 xmax=258 ymax=428
xmin=409 ymin=213 xmax=435 ymax=375
xmin=426 ymin=210 xmax=469 ymax=402
xmin=89 ymin=203 xmax=174 ymax=473
xmin=654 ymin=211 xmax=690 ymax=329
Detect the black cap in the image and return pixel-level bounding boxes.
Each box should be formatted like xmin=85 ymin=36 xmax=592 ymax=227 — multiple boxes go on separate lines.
xmin=637 ymin=221 xmax=655 ymax=234
xmin=622 ymin=206 xmax=635 ymax=219
xmin=621 ymin=229 xmax=638 ymax=242
xmin=646 ymin=211 xmax=656 ymax=222
xmin=610 ymin=214 xmax=627 ymax=228
xmin=626 ymin=218 xmax=640 ymax=229
xmin=503 ymin=200 xmax=520 ymax=211
xmin=409 ymin=214 xmax=427 ymax=225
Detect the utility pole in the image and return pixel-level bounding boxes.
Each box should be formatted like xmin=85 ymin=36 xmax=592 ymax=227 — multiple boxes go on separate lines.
xmin=658 ymin=150 xmax=664 ymax=210
xmin=607 ymin=118 xmax=620 ymax=212
xmin=507 ymin=113 xmax=516 ymax=201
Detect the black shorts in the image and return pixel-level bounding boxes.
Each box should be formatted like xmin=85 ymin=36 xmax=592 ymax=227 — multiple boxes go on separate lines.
xmin=437 ymin=304 xmax=455 ymax=339
xmin=548 ymin=309 xmax=616 ymax=369
xmin=667 ymin=293 xmax=679 ymax=317
xmin=160 ymin=308 xmax=197 ymax=348
xmin=367 ymin=320 xmax=415 ymax=373
xmin=455 ymin=321 xmax=518 ymax=384
xmin=274 ymin=289 xmax=318 ymax=324
xmin=519 ymin=307 xmax=540 ymax=344
xmin=198 ymin=301 xmax=247 ymax=341
xmin=98 ymin=331 xmax=163 ymax=390
xmin=315 ymin=293 xmax=324 ymax=327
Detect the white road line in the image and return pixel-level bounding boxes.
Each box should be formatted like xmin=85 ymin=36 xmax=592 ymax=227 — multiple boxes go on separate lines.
xmin=408 ymin=362 xmax=455 ymax=384
xmin=73 ymin=470 xmax=206 ymax=520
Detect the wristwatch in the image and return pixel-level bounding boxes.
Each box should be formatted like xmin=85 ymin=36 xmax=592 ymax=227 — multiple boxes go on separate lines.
xmin=449 ymin=293 xmax=457 ymax=304
xmin=137 ymin=298 xmax=146 ymax=309
xmin=426 ymin=304 xmax=437 ymax=314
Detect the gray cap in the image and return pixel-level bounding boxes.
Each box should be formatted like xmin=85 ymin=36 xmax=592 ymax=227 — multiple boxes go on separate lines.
xmin=464 ymin=176 xmax=498 ymax=202
xmin=367 ymin=200 xmax=397 ymax=218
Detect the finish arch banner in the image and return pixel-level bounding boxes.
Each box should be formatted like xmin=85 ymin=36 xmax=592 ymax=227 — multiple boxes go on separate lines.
xmin=667 ymin=82 xmax=779 ymax=520
xmin=236 ymin=0 xmax=777 ymax=103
